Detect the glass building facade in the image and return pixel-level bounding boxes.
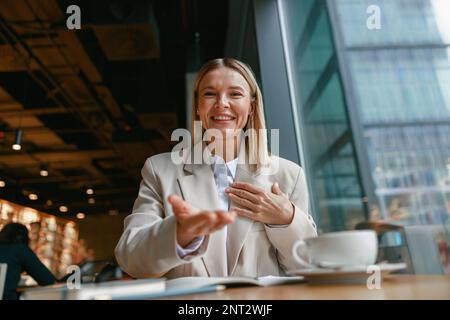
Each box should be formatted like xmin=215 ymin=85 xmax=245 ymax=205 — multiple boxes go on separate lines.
xmin=281 ymin=0 xmax=367 ymax=232
xmin=279 ymin=0 xmax=450 ymax=260
xmin=333 ymin=0 xmax=450 ymax=232
xmin=335 ymin=0 xmax=450 ymax=236
xmin=280 ymin=0 xmax=450 ymax=241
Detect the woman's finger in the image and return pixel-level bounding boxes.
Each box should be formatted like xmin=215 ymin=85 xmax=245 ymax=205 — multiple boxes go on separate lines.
xmin=194 ymin=214 xmax=223 ymax=235
xmin=215 ymin=211 xmax=236 ymax=225
xmin=193 ymin=222 xmax=214 ymax=236
xmin=209 ymin=221 xmax=229 ymax=233
xmin=228 ymin=193 xmax=261 ymax=212
xmin=185 ymin=212 xmax=216 ymax=233
xmin=234 ymin=207 xmax=259 ymax=221
xmin=226 ymin=187 xmax=261 ymax=204
xmin=231 ymin=182 xmax=265 ymax=195
xmin=271 ymin=182 xmax=284 ymax=195
xmin=196 ymin=211 xmax=235 ymax=234
xmin=209 ymin=213 xmax=236 ymax=233
xmin=181 ymin=209 xmax=236 ymax=236
xmin=184 ymin=219 xmax=205 ymax=234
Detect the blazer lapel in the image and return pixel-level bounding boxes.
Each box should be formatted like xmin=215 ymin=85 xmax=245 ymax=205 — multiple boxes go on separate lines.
xmin=177 ymin=160 xmax=228 ymax=276
xmin=226 ymin=164 xmax=256 ymax=275
xmin=227 ymin=139 xmax=278 ymax=275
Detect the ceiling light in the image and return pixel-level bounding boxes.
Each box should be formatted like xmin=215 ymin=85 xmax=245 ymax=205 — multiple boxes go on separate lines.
xmin=12 ymin=129 xmax=22 ymax=151
xmin=40 ymin=164 xmax=49 ymax=177
xmin=86 ymin=188 xmax=94 ymax=195
xmin=0 ymin=180 xmax=5 ymax=188
xmin=88 ymin=198 xmax=95 ymax=204
xmin=29 ymin=193 xmax=38 ymax=200
xmin=76 ymin=212 xmax=85 ymax=220
xmin=108 ymin=209 xmax=119 ymax=216
xmin=59 ymin=206 xmax=68 ymax=213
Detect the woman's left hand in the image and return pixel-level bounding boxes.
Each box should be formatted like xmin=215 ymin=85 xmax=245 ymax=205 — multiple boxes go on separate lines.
xmin=226 ymin=181 xmax=294 ymax=225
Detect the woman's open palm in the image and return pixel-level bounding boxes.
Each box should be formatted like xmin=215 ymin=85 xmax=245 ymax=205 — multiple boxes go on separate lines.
xmin=168 ymin=194 xmax=236 ymax=247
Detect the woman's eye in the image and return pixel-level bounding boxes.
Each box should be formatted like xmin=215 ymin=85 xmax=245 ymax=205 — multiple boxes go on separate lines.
xmin=204 ymin=92 xmax=215 ymax=96
xmin=230 ymin=92 xmax=243 ymax=97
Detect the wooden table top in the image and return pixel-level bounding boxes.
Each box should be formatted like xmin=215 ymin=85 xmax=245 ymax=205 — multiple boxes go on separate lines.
xmin=166 ymin=275 xmax=450 ymax=300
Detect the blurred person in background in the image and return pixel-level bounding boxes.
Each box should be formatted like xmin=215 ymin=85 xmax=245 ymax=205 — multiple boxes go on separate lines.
xmin=0 ymin=222 xmax=56 ymax=300
xmin=72 ymin=238 xmax=88 ymax=265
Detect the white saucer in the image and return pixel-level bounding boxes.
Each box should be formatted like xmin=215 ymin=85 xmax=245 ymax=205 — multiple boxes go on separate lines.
xmin=287 ymin=263 xmax=407 ymax=285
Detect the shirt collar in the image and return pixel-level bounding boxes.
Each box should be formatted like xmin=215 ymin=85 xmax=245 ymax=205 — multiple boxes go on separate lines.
xmin=211 ymin=154 xmax=239 ymax=179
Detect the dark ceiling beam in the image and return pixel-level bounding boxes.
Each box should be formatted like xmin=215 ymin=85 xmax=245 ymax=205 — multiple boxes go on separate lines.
xmin=16 ymin=172 xmax=129 ymax=185
xmin=0 ymin=106 xmax=98 ymax=117
xmin=22 ymin=0 xmax=125 ymax=129
xmin=0 ymin=149 xmax=117 ymax=165
xmin=5 ymin=126 xmax=93 ymax=134
xmin=0 ymin=14 xmax=114 ymax=147
xmin=32 ymin=186 xmax=137 ymax=195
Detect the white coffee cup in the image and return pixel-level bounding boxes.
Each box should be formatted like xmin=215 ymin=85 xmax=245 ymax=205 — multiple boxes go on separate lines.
xmin=292 ymin=230 xmax=378 ymax=268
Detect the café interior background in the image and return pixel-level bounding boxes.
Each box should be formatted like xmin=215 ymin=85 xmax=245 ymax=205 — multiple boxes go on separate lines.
xmin=0 ymin=0 xmax=449 ymax=275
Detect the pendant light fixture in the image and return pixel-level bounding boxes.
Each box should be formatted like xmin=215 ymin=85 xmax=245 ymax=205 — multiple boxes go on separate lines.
xmin=13 ymin=56 xmax=31 ymax=151
xmin=12 ymin=129 xmax=22 ymax=151
xmin=40 ymin=164 xmax=49 ymax=177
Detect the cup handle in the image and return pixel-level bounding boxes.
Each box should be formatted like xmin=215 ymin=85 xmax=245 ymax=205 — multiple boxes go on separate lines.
xmin=292 ymin=240 xmax=312 ymax=267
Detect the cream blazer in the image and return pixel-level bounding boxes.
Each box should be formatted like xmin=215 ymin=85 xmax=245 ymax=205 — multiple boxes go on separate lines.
xmin=115 ymin=146 xmax=317 ymax=279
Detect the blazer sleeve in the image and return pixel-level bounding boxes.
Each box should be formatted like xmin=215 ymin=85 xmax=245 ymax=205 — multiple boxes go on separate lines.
xmin=19 ymin=246 xmax=56 ymax=286
xmin=264 ymin=166 xmax=318 ymax=272
xmin=114 ymin=158 xmax=208 ymax=278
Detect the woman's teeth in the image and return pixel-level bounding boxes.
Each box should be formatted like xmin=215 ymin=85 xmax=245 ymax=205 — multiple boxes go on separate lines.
xmin=212 ymin=116 xmax=234 ymax=120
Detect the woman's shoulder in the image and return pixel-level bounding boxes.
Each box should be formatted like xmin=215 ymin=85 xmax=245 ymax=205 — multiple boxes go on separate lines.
xmin=0 ymin=243 xmax=31 ymax=255
xmin=269 ymin=155 xmax=304 ymax=175
xmin=0 ymin=242 xmax=27 ymax=248
xmin=145 ymin=152 xmax=175 ymax=165
xmin=141 ymin=152 xmax=185 ymax=174
xmin=264 ymin=156 xmax=307 ymax=188
xmin=143 ymin=148 xmax=203 ymax=168
xmin=10 ymin=243 xmax=32 ymax=251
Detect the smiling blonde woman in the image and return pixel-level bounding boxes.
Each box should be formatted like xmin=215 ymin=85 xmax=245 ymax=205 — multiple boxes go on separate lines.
xmin=115 ymin=58 xmax=317 ymax=278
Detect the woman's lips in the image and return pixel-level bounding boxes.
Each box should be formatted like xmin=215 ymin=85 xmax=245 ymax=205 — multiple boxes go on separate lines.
xmin=210 ymin=116 xmax=236 ymax=123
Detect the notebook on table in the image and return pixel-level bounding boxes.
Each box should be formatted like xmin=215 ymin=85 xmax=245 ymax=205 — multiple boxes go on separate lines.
xmin=0 ymin=263 xmax=7 ymax=300
xmin=166 ymin=275 xmax=305 ymax=291
xmin=22 ymin=275 xmax=305 ymax=300
xmin=22 ymin=278 xmax=166 ymax=300
xmin=111 ymin=275 xmax=305 ymax=299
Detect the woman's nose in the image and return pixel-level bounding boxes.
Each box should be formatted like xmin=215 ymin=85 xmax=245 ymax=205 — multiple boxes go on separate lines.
xmin=215 ymin=94 xmax=230 ymax=108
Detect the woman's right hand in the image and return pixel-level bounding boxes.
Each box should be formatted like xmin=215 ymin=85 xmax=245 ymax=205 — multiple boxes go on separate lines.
xmin=168 ymin=194 xmax=236 ymax=247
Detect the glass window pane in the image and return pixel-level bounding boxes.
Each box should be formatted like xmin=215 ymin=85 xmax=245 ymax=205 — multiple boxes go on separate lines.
xmin=282 ymin=0 xmax=367 ymax=232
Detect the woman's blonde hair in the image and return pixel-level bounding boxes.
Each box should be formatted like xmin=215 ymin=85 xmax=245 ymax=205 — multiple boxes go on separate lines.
xmin=191 ymin=58 xmax=270 ymax=171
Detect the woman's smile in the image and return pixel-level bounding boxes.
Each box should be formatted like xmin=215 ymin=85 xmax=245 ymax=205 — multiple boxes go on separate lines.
xmin=209 ymin=114 xmax=237 ymax=125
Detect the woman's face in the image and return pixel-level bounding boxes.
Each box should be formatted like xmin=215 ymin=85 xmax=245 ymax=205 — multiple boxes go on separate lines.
xmin=197 ymin=67 xmax=253 ymax=137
